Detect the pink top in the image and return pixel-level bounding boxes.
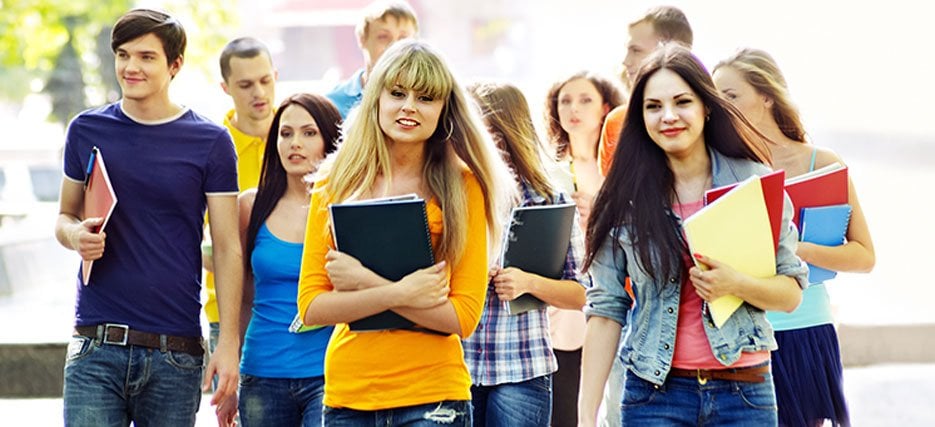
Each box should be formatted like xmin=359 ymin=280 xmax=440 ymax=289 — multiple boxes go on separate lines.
xmin=672 ymin=199 xmax=770 ymax=369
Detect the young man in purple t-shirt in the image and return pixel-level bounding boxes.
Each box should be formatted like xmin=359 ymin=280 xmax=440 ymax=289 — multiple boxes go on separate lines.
xmin=54 ymin=8 xmax=243 ymax=426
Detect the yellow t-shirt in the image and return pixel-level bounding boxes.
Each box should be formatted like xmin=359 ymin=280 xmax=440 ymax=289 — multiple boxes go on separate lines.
xmin=297 ymin=171 xmax=488 ymax=410
xmin=203 ymin=109 xmax=266 ymax=322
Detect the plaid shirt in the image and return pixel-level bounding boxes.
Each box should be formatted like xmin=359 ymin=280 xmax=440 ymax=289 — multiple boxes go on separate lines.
xmin=462 ymin=179 xmax=590 ymax=386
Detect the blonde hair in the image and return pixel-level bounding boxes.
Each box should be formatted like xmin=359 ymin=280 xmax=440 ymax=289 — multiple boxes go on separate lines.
xmin=714 ymin=48 xmax=807 ymax=143
xmin=355 ymin=0 xmax=419 ymax=40
xmin=468 ymin=81 xmax=556 ymax=201
xmin=317 ymin=39 xmax=515 ymax=264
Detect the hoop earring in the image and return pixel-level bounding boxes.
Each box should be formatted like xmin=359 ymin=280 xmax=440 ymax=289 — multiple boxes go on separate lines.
xmin=444 ymin=117 xmax=454 ymax=141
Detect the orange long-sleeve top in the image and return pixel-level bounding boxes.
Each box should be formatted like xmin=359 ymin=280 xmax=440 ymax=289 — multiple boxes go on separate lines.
xmin=297 ymin=170 xmax=488 ymax=410
xmin=598 ymin=104 xmax=628 ymax=176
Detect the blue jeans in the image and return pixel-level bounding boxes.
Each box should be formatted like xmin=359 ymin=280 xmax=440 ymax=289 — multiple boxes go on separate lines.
xmin=63 ymin=335 xmax=204 ymax=426
xmin=470 ymin=375 xmax=551 ymax=427
xmin=620 ymin=370 xmax=777 ymax=426
xmin=238 ymin=374 xmax=325 ymax=427
xmin=323 ymin=400 xmax=471 ymax=426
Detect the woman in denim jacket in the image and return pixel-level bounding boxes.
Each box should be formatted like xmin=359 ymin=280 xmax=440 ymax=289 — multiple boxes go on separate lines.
xmin=577 ymin=43 xmax=808 ymax=426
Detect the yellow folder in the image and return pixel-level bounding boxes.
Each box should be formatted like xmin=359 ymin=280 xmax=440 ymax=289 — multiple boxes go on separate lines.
xmin=683 ymin=175 xmax=776 ymax=328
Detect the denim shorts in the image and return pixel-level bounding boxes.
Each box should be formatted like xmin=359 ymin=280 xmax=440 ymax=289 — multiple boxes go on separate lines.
xmin=63 ymin=335 xmax=204 ymax=427
xmin=324 ymin=400 xmax=472 ymax=426
xmin=238 ymin=373 xmax=325 ymax=427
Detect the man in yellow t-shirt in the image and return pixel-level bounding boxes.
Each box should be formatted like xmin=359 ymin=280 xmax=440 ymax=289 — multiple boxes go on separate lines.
xmin=204 ymin=37 xmax=277 ymax=369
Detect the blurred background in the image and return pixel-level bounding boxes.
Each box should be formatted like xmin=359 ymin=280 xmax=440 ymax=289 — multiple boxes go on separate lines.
xmin=1 ymin=0 xmax=933 ymax=424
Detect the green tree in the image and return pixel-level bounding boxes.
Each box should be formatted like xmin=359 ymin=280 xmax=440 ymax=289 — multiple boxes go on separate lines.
xmin=0 ymin=0 xmax=237 ymax=125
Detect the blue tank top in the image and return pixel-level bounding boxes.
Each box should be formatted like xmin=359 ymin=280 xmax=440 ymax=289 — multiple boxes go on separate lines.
xmin=241 ymin=223 xmax=332 ymax=378
xmin=767 ymin=147 xmax=833 ymax=331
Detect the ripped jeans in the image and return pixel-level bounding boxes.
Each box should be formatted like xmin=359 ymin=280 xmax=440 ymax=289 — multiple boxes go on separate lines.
xmin=323 ymin=400 xmax=471 ymax=426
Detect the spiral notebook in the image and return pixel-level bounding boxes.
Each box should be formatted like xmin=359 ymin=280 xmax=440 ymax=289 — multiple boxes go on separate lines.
xmin=799 ymin=204 xmax=852 ymax=283
xmin=500 ymin=203 xmax=576 ymax=315
xmin=329 ymin=196 xmax=434 ymax=331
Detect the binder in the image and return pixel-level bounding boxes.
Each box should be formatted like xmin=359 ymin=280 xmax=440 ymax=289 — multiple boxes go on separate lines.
xmin=500 ymin=203 xmax=576 ymax=315
xmin=329 ymin=197 xmax=434 ymax=331
xmin=82 ymin=146 xmax=117 ymax=286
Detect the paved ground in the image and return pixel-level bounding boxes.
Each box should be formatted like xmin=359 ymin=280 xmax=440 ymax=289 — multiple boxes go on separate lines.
xmin=2 ymin=363 xmax=933 ymax=426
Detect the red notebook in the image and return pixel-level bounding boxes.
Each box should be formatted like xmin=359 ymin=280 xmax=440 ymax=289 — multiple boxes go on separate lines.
xmin=784 ymin=163 xmax=848 ymax=228
xmin=704 ymin=170 xmax=785 ymax=252
xmin=82 ymin=147 xmax=118 ymax=285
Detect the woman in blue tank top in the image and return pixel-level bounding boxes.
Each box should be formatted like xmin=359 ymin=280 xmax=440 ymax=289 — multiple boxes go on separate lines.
xmin=216 ymin=93 xmax=341 ymax=427
xmin=714 ymin=49 xmax=876 ymax=427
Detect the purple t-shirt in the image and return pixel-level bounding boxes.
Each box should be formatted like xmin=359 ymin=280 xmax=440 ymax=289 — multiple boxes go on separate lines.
xmin=63 ymin=102 xmax=238 ymax=337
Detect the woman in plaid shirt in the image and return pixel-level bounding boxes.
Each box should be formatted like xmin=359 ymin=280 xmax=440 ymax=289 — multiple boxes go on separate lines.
xmin=462 ymin=82 xmax=590 ymax=427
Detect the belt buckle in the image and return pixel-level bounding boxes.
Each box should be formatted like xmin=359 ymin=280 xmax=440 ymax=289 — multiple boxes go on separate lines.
xmin=696 ymin=369 xmax=708 ymax=385
xmin=103 ymin=323 xmax=130 ymax=346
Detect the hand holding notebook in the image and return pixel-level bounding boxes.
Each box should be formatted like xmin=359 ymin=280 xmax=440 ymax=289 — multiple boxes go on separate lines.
xmin=81 ymin=146 xmax=118 ymax=285
xmin=328 ymin=196 xmax=435 ymax=331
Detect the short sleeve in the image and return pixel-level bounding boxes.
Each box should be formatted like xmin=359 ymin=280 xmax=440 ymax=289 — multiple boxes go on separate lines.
xmin=205 ymin=130 xmax=239 ymax=195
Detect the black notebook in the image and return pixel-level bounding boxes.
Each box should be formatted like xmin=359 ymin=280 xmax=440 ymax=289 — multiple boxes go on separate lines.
xmin=329 ymin=196 xmax=434 ymax=331
xmin=501 ymin=203 xmax=576 ymax=315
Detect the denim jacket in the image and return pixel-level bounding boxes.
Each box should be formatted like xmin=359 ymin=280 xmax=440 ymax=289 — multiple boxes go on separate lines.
xmin=585 ymin=148 xmax=809 ymax=386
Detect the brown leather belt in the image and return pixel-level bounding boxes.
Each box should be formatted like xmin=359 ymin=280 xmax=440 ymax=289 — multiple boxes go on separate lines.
xmin=668 ymin=364 xmax=769 ymax=384
xmin=75 ymin=324 xmax=204 ymax=357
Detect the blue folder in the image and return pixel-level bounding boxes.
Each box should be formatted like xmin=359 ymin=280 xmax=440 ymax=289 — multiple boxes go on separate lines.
xmin=799 ymin=204 xmax=852 ymax=283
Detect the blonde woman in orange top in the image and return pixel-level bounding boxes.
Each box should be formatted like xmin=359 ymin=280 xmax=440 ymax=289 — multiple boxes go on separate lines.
xmin=297 ymin=39 xmax=515 ymax=425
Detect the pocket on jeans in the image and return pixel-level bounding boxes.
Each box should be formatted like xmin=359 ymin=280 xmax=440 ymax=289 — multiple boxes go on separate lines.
xmin=239 ymin=373 xmax=258 ymax=387
xmin=531 ymin=374 xmax=552 ymax=393
xmin=65 ymin=336 xmax=96 ymax=363
xmin=621 ymin=375 xmax=657 ymax=407
xmin=737 ymin=378 xmax=777 ymax=411
xmin=165 ymin=350 xmax=204 ymax=370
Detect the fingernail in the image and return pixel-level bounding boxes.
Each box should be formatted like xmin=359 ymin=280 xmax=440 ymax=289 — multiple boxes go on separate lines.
xmin=693 ymin=253 xmax=703 ymax=260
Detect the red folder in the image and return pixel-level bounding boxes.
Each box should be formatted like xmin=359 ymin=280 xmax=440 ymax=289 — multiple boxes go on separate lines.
xmin=783 ymin=163 xmax=848 ymax=227
xmin=704 ymin=170 xmax=785 ymax=252
xmin=82 ymin=147 xmax=117 ymax=285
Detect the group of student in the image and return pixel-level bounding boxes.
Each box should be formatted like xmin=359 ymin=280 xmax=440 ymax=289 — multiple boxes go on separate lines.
xmin=54 ymin=1 xmax=875 ymax=427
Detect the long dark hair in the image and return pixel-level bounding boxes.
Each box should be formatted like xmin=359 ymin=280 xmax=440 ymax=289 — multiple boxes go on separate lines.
xmin=244 ymin=93 xmax=341 ymax=272
xmin=584 ymin=43 xmax=770 ymax=284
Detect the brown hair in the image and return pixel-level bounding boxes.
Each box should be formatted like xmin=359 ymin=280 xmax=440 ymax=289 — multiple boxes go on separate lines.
xmin=545 ymin=71 xmax=625 ymax=159
xmin=111 ymin=8 xmax=186 ymax=65
xmin=631 ymin=6 xmax=694 ymax=48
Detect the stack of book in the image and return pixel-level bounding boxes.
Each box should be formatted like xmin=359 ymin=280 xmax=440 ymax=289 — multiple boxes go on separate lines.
xmin=785 ymin=162 xmax=851 ymax=283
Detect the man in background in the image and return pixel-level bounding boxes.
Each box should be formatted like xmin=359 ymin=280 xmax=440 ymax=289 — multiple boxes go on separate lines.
xmin=326 ymin=0 xmax=418 ymax=118
xmin=203 ymin=36 xmax=278 ymax=369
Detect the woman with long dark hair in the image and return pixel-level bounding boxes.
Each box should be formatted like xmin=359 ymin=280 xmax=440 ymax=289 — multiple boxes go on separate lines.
xmin=217 ymin=93 xmax=341 ymax=426
xmin=578 ymin=43 xmax=808 ymax=426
